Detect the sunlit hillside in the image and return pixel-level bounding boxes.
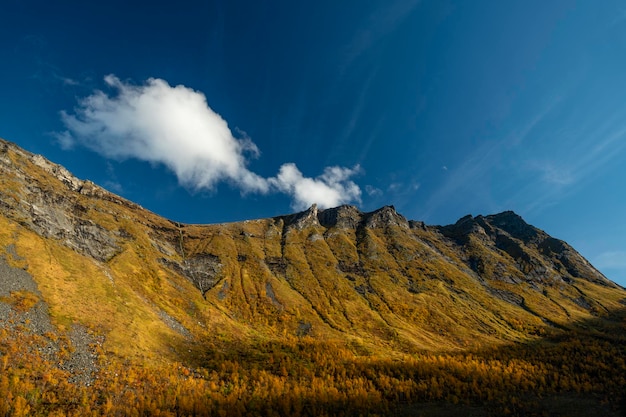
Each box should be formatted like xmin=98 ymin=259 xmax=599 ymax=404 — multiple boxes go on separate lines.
xmin=1 ymin=137 xmax=625 ymax=416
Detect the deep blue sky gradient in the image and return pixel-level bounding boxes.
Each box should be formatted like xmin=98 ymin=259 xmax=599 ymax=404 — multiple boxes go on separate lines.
xmin=2 ymin=0 xmax=626 ymax=285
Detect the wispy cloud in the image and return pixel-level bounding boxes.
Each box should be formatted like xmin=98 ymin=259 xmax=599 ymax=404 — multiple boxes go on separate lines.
xmin=506 ymin=96 xmax=562 ymax=146
xmin=365 ymin=185 xmax=383 ymax=197
xmin=343 ymin=0 xmax=421 ymax=68
xmin=419 ymin=142 xmax=500 ymax=220
xmin=329 ymin=66 xmax=379 ymax=162
xmin=57 ymin=75 xmax=361 ymax=210
xmin=103 ymin=162 xmax=123 ymax=193
xmin=103 ymin=180 xmax=123 ymax=193
xmin=519 ymin=118 xmax=626 ymax=214
xmin=418 ymin=86 xmax=626 ymax=221
xmin=417 ymin=97 xmax=563 ymax=220
xmin=57 ymin=75 xmax=79 ymax=86
xmin=388 ymin=181 xmax=420 ymax=193
xmin=593 ymin=251 xmax=626 ymax=269
xmin=526 ymin=160 xmax=574 ymax=186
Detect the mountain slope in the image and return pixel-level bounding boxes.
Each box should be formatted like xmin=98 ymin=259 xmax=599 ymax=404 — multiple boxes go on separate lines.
xmin=1 ymin=137 xmax=625 ymax=416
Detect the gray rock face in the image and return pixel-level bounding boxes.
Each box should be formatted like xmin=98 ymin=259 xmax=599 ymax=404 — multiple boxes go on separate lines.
xmin=160 ymin=254 xmax=223 ymax=296
xmin=0 ymin=139 xmax=120 ymax=262
xmin=30 ymin=154 xmax=84 ymax=192
xmin=485 ymin=211 xmax=539 ymax=242
xmin=280 ymin=204 xmax=409 ymax=232
xmin=281 ymin=204 xmax=321 ymax=230
xmin=364 ymin=205 xmax=409 ymax=229
xmin=317 ymin=205 xmax=363 ymax=229
xmin=439 ymin=210 xmax=616 ymax=289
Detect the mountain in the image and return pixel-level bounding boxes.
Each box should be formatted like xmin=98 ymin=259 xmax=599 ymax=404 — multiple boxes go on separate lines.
xmin=0 ymin=137 xmax=625 ymax=416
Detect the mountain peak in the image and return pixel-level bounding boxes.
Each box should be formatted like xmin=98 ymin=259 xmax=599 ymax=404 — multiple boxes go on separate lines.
xmin=280 ymin=204 xmax=320 ymax=230
xmin=317 ymin=204 xmax=362 ymax=229
xmin=483 ymin=210 xmax=539 ymax=242
xmin=279 ymin=204 xmax=412 ymax=231
xmin=364 ymin=205 xmax=409 ymax=229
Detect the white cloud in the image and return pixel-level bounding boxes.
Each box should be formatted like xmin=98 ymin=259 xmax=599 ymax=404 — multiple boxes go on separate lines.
xmin=269 ymin=163 xmax=361 ymax=210
xmin=59 ymin=75 xmax=267 ymax=193
xmin=57 ymin=75 xmax=362 ymax=210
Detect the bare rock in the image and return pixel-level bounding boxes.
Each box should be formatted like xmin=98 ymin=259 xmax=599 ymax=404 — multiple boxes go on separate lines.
xmin=364 ymin=205 xmax=409 ymax=229
xmin=160 ymin=254 xmax=223 ymax=295
xmin=317 ymin=205 xmax=362 ymax=229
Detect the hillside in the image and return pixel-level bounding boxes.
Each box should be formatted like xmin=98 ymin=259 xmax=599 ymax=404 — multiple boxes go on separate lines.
xmin=0 ymin=137 xmax=625 ymax=416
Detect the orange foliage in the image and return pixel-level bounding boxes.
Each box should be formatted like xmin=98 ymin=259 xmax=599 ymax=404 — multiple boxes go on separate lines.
xmin=0 ymin=318 xmax=625 ymax=416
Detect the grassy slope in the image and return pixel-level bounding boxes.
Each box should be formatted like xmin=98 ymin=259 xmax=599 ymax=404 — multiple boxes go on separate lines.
xmin=2 ymin=139 xmax=626 ymax=365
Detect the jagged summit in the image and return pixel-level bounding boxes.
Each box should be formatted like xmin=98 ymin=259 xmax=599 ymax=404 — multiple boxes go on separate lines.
xmin=317 ymin=204 xmax=362 ymax=229
xmin=280 ymin=203 xmax=321 ymax=230
xmin=483 ymin=210 xmax=539 ymax=242
xmin=364 ymin=205 xmax=409 ymax=229
xmin=441 ymin=210 xmax=538 ymax=241
xmin=0 ymin=136 xmax=624 ymax=355
xmin=279 ymin=204 xmax=410 ymax=232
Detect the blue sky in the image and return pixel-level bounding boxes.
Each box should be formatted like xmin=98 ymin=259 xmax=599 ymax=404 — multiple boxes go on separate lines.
xmin=2 ymin=0 xmax=626 ymax=286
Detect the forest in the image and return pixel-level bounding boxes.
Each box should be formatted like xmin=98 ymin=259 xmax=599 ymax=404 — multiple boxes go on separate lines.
xmin=1 ymin=307 xmax=625 ymax=416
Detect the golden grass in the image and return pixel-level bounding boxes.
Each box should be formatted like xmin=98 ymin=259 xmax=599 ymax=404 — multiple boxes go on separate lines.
xmin=0 ymin=290 xmax=39 ymax=312
xmin=1 ymin=140 xmax=626 ymax=369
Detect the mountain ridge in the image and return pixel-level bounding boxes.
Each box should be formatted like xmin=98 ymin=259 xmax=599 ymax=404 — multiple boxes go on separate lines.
xmin=1 ymin=137 xmax=626 ymax=415
xmin=2 ymin=138 xmax=621 ymax=333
